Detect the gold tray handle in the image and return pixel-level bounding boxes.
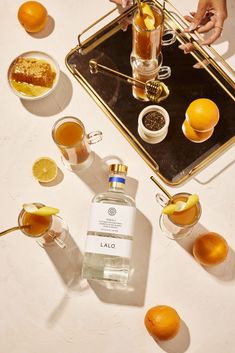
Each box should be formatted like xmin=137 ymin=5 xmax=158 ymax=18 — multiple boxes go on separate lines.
xmin=77 ymin=5 xmax=136 ymax=54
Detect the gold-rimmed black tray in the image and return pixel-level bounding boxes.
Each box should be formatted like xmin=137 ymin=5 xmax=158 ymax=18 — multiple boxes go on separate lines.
xmin=65 ymin=0 xmax=235 ymax=185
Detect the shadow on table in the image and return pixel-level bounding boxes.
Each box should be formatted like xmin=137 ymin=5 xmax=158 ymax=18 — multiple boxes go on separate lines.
xmin=29 ymin=15 xmax=55 ymax=38
xmin=45 ymin=231 xmax=85 ymax=290
xmin=154 ymin=319 xmax=190 ymax=353
xmin=73 ymin=152 xmax=139 ymax=198
xmin=45 ymin=231 xmax=88 ymax=326
xmin=194 ymin=160 xmax=235 ymax=185
xmin=38 ymin=166 xmax=64 ymax=187
xmin=21 ymin=71 xmax=73 ymax=116
xmin=88 ymin=208 xmax=152 ymax=307
xmin=72 ymin=152 xmax=111 ymax=194
xmin=177 ymin=223 xmax=235 ymax=281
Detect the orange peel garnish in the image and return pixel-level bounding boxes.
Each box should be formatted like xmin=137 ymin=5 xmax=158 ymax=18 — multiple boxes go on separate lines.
xmin=163 ymin=194 xmax=199 ymax=215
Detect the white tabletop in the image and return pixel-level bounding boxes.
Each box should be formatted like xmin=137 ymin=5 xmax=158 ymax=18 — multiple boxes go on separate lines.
xmin=0 ymin=1 xmax=234 ymax=352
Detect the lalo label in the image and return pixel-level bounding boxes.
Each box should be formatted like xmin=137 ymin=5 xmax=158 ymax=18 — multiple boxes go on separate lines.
xmin=85 ymin=235 xmax=132 ymax=258
xmin=87 ymin=203 xmax=136 ymax=236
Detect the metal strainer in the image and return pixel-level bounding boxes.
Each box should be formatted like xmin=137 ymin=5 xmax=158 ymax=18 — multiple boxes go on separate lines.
xmin=86 ymin=59 xmax=169 ymax=103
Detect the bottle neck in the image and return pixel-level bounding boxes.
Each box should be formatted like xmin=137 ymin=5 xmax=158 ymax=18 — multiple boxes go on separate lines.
xmin=108 ymin=172 xmax=126 ymax=192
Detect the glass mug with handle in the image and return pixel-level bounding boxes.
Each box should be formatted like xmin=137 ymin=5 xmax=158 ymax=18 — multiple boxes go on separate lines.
xmin=18 ymin=203 xmax=67 ymax=248
xmin=52 ymin=116 xmax=102 ymax=171
xmin=156 ymin=192 xmax=202 ymax=239
xmin=132 ymin=51 xmax=171 ymax=101
xmin=130 ymin=1 xmax=176 ymax=65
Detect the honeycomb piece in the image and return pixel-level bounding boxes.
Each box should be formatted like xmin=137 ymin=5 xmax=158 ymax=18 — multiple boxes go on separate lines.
xmin=11 ymin=57 xmax=56 ymax=88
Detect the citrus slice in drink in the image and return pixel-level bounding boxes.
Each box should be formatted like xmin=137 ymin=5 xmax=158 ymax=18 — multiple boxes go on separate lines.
xmin=144 ymin=15 xmax=155 ymax=30
xmin=23 ymin=203 xmax=59 ymax=216
xmin=183 ymin=194 xmax=199 ymax=210
xmin=141 ymin=3 xmax=155 ymax=30
xmin=32 ymin=157 xmax=58 ymax=183
xmin=162 ymin=203 xmax=177 ymax=215
xmin=162 ymin=194 xmax=199 ymax=215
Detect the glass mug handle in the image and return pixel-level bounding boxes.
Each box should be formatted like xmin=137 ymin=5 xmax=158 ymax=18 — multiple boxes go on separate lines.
xmin=158 ymin=66 xmax=171 ymax=80
xmin=87 ymin=131 xmax=103 ymax=145
xmin=156 ymin=52 xmax=171 ymax=80
xmin=162 ymin=29 xmax=176 ymax=46
xmin=52 ymin=236 xmax=67 ymax=248
xmin=37 ymin=232 xmax=67 ymax=249
xmin=156 ymin=193 xmax=169 ymax=208
xmin=36 ymin=232 xmax=67 ymax=249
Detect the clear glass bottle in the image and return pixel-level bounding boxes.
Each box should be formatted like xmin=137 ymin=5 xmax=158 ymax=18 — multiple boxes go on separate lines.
xmin=82 ymin=164 xmax=136 ymax=284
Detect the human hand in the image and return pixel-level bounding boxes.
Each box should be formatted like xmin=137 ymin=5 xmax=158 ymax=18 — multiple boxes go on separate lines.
xmin=109 ymin=0 xmax=133 ymax=9
xmin=181 ymin=0 xmax=227 ymax=54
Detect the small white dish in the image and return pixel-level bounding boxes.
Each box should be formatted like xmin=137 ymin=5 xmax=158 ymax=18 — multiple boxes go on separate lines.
xmin=8 ymin=51 xmax=60 ymax=100
xmin=138 ymin=105 xmax=170 ymax=144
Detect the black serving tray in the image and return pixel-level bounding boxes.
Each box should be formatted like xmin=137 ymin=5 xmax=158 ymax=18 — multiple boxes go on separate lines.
xmin=66 ymin=0 xmax=235 ymax=185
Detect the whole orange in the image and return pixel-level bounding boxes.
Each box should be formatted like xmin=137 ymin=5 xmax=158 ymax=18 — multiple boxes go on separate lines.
xmin=182 ymin=119 xmax=214 ymax=143
xmin=18 ymin=1 xmax=48 ymax=33
xmin=144 ymin=305 xmax=180 ymax=340
xmin=186 ymin=98 xmax=220 ymax=132
xmin=193 ymin=232 xmax=229 ymax=266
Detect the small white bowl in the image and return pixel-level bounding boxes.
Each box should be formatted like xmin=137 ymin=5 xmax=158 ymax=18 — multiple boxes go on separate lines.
xmin=138 ymin=105 xmax=170 ymax=144
xmin=8 ymin=51 xmax=60 ymax=100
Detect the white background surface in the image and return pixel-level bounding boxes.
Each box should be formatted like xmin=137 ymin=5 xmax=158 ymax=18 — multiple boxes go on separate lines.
xmin=0 ymin=1 xmax=234 ymax=352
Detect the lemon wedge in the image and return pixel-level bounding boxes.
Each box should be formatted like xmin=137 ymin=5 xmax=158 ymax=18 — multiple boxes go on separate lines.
xmin=183 ymin=194 xmax=199 ymax=210
xmin=162 ymin=194 xmax=199 ymax=215
xmin=32 ymin=157 xmax=58 ymax=183
xmin=23 ymin=203 xmax=59 ymax=216
xmin=162 ymin=204 xmax=177 ymax=215
xmin=144 ymin=16 xmax=155 ymax=30
xmin=142 ymin=3 xmax=154 ymax=18
xmin=141 ymin=3 xmax=155 ymax=30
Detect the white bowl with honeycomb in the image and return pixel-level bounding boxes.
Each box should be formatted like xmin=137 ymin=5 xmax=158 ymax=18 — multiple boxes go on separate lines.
xmin=8 ymin=51 xmax=60 ymax=100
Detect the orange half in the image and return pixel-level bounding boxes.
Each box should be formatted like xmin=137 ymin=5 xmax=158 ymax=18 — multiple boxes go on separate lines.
xmin=182 ymin=119 xmax=214 ymax=143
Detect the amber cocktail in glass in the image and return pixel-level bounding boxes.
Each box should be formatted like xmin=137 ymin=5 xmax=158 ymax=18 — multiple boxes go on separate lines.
xmin=157 ymin=193 xmax=201 ymax=239
xmin=18 ymin=203 xmax=67 ymax=248
xmin=52 ymin=116 xmax=102 ymax=171
xmin=132 ymin=52 xmax=171 ymax=101
xmin=131 ymin=3 xmax=163 ymax=62
xmin=131 ymin=2 xmax=176 ymax=65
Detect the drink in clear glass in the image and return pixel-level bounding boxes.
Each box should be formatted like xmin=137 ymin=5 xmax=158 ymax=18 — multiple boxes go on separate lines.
xmin=82 ymin=164 xmax=136 ymax=284
xmin=131 ymin=52 xmax=171 ymax=101
xmin=52 ymin=116 xmax=102 ymax=171
xmin=157 ymin=193 xmax=201 ymax=239
xmin=18 ymin=203 xmax=67 ymax=248
xmin=130 ymin=2 xmax=176 ymax=66
xmin=132 ymin=60 xmax=159 ymax=101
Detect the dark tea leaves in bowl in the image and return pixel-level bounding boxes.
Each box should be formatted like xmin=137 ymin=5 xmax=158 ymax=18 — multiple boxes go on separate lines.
xmin=143 ymin=111 xmax=165 ymax=131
